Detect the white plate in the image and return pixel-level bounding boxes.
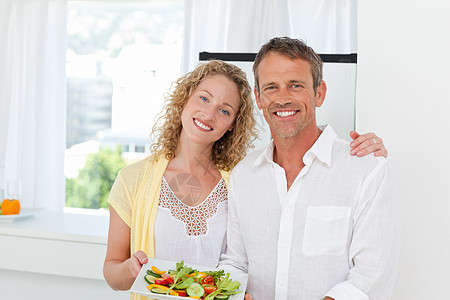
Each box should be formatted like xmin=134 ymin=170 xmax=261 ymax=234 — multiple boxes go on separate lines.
xmin=0 ymin=208 xmax=37 ymax=222
xmin=130 ymin=258 xmax=248 ymax=300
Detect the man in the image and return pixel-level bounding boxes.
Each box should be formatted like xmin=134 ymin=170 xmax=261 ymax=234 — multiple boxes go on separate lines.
xmin=220 ymin=37 xmax=400 ymax=300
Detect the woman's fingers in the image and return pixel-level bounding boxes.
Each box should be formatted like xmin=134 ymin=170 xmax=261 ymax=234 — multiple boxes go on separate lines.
xmin=350 ymin=131 xmax=388 ymax=158
xmin=133 ymin=250 xmax=149 ymax=264
xmin=129 ymin=251 xmax=148 ymax=278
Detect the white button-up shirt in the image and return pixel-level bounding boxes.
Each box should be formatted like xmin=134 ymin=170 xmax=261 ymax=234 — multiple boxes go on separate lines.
xmin=220 ymin=125 xmax=400 ymax=300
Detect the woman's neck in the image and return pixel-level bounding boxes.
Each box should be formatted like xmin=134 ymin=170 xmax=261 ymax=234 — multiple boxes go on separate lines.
xmin=171 ymin=140 xmax=215 ymax=174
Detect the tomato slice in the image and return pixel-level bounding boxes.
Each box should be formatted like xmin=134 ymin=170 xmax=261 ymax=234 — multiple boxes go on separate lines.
xmin=161 ymin=273 xmax=174 ymax=284
xmin=201 ymin=276 xmax=215 ymax=286
xmin=154 ymin=278 xmax=170 ymax=286
xmin=203 ymin=286 xmax=217 ymax=295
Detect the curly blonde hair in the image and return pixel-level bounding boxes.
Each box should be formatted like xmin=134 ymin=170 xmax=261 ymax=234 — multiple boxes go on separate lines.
xmin=150 ymin=60 xmax=257 ymax=171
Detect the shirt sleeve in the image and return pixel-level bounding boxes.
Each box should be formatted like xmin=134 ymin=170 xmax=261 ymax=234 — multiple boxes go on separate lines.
xmin=325 ymin=160 xmax=401 ymax=300
xmin=108 ymin=170 xmax=133 ymax=227
xmin=218 ymin=171 xmax=249 ymax=274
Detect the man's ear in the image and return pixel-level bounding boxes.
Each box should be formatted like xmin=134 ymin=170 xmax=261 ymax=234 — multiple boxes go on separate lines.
xmin=315 ymin=80 xmax=327 ymax=108
xmin=254 ymin=86 xmax=262 ymax=110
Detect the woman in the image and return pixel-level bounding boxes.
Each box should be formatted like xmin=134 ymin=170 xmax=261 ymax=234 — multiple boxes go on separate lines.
xmin=103 ymin=60 xmax=387 ymax=298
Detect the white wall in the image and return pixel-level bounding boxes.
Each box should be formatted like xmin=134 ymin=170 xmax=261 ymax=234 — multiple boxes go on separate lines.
xmin=357 ymin=2 xmax=450 ymax=299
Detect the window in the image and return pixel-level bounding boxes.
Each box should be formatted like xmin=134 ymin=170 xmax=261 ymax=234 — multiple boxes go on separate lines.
xmin=65 ymin=0 xmax=183 ymax=210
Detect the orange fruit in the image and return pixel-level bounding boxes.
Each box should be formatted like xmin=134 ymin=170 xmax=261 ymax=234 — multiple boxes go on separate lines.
xmin=1 ymin=199 xmax=21 ymax=215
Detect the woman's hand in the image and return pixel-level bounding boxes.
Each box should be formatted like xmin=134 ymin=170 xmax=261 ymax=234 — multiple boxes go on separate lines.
xmin=103 ymin=206 xmax=148 ymax=290
xmin=127 ymin=250 xmax=148 ymax=280
xmin=349 ymin=131 xmax=388 ymax=158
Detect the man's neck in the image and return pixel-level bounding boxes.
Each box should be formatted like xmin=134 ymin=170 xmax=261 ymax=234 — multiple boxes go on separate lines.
xmin=272 ymin=126 xmax=322 ymax=190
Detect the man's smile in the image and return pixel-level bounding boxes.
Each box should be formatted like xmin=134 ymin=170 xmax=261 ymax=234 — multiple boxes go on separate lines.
xmin=274 ymin=110 xmax=298 ymax=118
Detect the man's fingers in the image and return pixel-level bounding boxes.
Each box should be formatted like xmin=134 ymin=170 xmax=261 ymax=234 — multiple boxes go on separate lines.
xmin=244 ymin=293 xmax=254 ymax=300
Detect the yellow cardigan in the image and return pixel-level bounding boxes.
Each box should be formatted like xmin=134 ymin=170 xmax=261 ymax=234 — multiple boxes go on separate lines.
xmin=108 ymin=154 xmax=230 ymax=300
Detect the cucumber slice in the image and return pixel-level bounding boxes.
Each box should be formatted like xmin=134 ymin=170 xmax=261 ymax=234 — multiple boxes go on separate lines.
xmin=151 ymin=287 xmax=167 ymax=294
xmin=186 ymin=282 xmax=205 ymax=297
xmin=214 ymin=295 xmax=230 ymax=300
xmin=144 ymin=274 xmax=159 ymax=284
xmin=146 ymin=270 xmax=162 ymax=278
xmin=175 ymin=277 xmax=195 ymax=289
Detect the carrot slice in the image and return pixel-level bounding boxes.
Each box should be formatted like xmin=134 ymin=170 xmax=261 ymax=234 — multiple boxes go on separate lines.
xmin=151 ymin=266 xmax=166 ymax=275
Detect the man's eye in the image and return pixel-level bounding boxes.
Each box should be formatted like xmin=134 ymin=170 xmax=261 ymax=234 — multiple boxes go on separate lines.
xmin=266 ymin=86 xmax=276 ymax=90
xmin=220 ymin=109 xmax=229 ymax=115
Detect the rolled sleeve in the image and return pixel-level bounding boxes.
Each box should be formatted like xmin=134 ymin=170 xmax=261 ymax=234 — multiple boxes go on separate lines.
xmin=326 ymin=281 xmax=369 ymax=300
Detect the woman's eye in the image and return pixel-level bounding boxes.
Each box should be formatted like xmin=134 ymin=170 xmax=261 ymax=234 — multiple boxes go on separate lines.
xmin=200 ymin=96 xmax=208 ymax=102
xmin=220 ymin=109 xmax=229 ymax=115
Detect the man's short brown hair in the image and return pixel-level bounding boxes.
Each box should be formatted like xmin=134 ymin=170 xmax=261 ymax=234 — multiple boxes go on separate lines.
xmin=253 ymin=37 xmax=323 ymax=94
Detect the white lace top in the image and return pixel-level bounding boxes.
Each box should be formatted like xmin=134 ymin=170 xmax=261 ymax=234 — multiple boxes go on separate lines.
xmin=154 ymin=177 xmax=228 ymax=268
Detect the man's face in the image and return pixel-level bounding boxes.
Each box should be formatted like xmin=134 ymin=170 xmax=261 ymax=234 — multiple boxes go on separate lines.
xmin=254 ymin=52 xmax=326 ymax=139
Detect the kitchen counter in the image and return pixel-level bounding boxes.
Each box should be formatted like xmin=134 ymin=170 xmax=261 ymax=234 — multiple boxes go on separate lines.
xmin=0 ymin=209 xmax=128 ymax=300
xmin=0 ymin=209 xmax=109 ymax=280
xmin=0 ymin=209 xmax=109 ymax=244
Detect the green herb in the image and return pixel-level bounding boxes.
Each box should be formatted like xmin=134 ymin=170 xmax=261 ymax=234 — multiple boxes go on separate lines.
xmin=176 ymin=260 xmax=185 ymax=272
xmin=175 ymin=277 xmax=195 ymax=289
xmin=205 ymin=269 xmax=225 ymax=285
xmin=204 ymin=273 xmax=241 ymax=300
xmin=167 ymin=265 xmax=193 ymax=295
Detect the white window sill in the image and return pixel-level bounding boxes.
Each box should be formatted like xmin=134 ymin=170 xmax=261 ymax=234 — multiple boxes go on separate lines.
xmin=0 ymin=209 xmax=110 ymax=279
xmin=0 ymin=209 xmax=109 ymax=244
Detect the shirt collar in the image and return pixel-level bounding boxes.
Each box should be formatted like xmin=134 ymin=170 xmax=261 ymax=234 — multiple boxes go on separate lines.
xmin=254 ymin=139 xmax=275 ymax=167
xmin=253 ymin=124 xmax=337 ymax=168
xmin=305 ymin=124 xmax=337 ymax=167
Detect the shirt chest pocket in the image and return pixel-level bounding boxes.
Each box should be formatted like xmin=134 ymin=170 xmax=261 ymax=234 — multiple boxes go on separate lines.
xmin=302 ymin=206 xmax=351 ymax=256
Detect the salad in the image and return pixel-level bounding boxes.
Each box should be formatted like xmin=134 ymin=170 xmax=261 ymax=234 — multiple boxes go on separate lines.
xmin=144 ymin=260 xmax=242 ymax=299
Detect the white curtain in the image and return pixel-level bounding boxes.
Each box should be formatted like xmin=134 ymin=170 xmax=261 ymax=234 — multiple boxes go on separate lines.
xmin=288 ymin=0 xmax=357 ymax=53
xmin=182 ymin=0 xmax=357 ymax=73
xmin=0 ymin=0 xmax=67 ymax=210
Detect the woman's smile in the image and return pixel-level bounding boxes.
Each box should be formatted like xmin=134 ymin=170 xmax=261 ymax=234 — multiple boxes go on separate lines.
xmin=193 ymin=118 xmax=213 ymax=131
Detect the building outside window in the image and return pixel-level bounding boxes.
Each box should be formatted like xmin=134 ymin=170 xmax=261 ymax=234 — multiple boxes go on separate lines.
xmin=65 ymin=0 xmax=183 ymax=211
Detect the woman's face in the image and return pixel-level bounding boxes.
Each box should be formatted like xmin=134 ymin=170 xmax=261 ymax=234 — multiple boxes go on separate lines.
xmin=180 ymin=74 xmax=241 ymax=147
